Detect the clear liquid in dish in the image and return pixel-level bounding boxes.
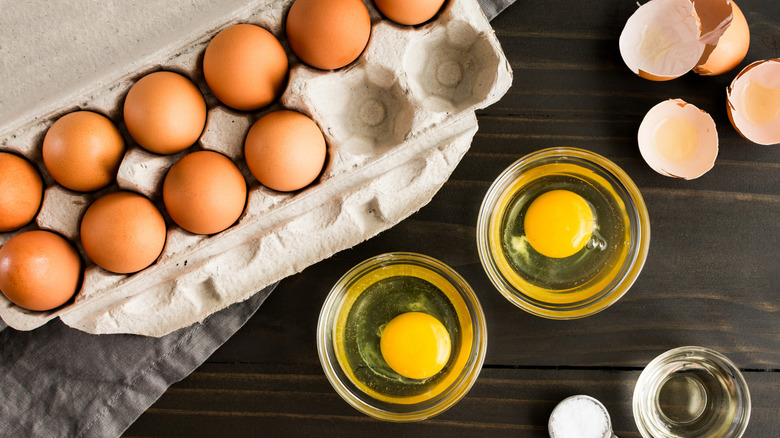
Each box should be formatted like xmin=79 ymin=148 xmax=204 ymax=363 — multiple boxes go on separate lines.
xmin=655 ymin=365 xmax=741 ymax=437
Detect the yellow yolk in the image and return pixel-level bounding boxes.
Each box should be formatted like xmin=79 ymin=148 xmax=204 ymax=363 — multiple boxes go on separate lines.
xmin=653 ymin=117 xmax=699 ymax=162
xmin=523 ymin=190 xmax=595 ymax=258
xmin=380 ymin=312 xmax=451 ymax=380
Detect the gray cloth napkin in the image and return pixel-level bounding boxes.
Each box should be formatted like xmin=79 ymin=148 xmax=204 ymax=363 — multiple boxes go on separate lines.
xmin=0 ymin=1 xmax=514 ymax=436
xmin=479 ymin=0 xmax=514 ymax=21
xmin=0 ymin=285 xmax=275 ymax=437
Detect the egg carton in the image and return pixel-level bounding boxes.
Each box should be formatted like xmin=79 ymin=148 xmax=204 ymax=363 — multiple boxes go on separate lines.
xmin=0 ymin=0 xmax=511 ymax=336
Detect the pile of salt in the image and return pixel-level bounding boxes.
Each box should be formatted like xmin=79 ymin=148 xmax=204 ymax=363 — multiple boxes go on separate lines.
xmin=548 ymin=395 xmax=615 ymax=438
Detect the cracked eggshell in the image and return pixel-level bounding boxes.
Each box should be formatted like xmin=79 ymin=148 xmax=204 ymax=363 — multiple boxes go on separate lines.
xmin=619 ymin=0 xmax=734 ymax=80
xmin=694 ymin=1 xmax=750 ymax=76
xmin=726 ymin=59 xmax=780 ymax=145
xmin=638 ymin=99 xmax=718 ymax=179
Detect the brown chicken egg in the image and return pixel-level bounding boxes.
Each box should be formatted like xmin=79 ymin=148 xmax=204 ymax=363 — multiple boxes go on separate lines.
xmin=374 ymin=0 xmax=446 ymax=26
xmin=80 ymin=191 xmax=167 ymax=274
xmin=0 ymin=152 xmax=43 ymax=232
xmin=727 ymin=59 xmax=780 ymax=145
xmin=244 ymin=110 xmax=327 ymax=192
xmin=123 ymin=71 xmax=207 ymax=155
xmin=163 ymin=151 xmax=247 ymax=235
xmin=203 ymin=23 xmax=289 ymax=111
xmin=286 ymin=0 xmax=371 ymax=70
xmin=0 ymin=230 xmax=82 ymax=311
xmin=42 ymin=110 xmax=125 ymax=192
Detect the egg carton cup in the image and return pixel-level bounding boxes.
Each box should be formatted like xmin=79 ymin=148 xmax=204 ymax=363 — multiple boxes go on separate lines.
xmin=0 ymin=0 xmax=511 ymax=337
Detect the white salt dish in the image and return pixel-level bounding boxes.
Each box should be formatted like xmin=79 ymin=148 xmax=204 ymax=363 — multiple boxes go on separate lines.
xmin=549 ymin=395 xmax=617 ymax=438
xmin=0 ymin=0 xmax=512 ymax=336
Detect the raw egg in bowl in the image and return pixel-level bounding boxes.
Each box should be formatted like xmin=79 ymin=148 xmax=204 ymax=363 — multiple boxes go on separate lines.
xmin=317 ymin=252 xmax=487 ymax=421
xmin=477 ymin=148 xmax=650 ymax=319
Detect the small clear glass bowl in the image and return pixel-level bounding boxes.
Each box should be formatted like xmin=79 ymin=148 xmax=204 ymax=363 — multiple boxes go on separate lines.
xmin=633 ymin=346 xmax=751 ymax=438
xmin=317 ymin=252 xmax=487 ymax=422
xmin=476 ymin=147 xmax=650 ymax=319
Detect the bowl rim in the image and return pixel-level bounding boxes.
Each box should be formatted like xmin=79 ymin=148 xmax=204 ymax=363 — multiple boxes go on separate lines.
xmin=316 ymin=252 xmax=488 ymax=422
xmin=476 ymin=146 xmax=651 ymax=319
xmin=632 ymin=346 xmax=752 ymax=438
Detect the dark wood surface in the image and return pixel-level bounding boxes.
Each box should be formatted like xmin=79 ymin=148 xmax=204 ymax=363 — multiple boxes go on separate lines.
xmin=125 ymin=1 xmax=780 ymax=436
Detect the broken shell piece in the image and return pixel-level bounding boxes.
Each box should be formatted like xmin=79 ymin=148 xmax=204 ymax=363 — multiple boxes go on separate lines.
xmin=638 ymin=99 xmax=718 ymax=179
xmin=619 ymin=0 xmax=736 ymax=80
xmin=692 ymin=0 xmax=734 ymax=45
xmin=727 ymin=59 xmax=780 ymax=145
xmin=694 ymin=1 xmax=750 ymax=76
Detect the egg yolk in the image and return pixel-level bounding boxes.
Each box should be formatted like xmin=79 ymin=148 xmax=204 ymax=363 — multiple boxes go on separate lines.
xmin=380 ymin=312 xmax=451 ymax=380
xmin=523 ymin=190 xmax=595 ymax=259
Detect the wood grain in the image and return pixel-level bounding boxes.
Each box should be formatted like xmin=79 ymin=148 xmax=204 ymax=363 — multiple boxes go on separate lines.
xmin=126 ymin=0 xmax=780 ymax=435
xmin=125 ymin=365 xmax=778 ymax=437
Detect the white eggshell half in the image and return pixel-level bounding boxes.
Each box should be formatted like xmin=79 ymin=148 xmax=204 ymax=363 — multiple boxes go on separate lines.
xmin=619 ymin=0 xmax=705 ymax=80
xmin=638 ymin=99 xmax=719 ymax=179
xmin=727 ymin=58 xmax=780 ymax=145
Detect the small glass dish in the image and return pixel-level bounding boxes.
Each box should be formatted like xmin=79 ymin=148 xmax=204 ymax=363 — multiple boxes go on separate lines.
xmin=476 ymin=147 xmax=650 ymax=319
xmin=317 ymin=252 xmax=487 ymax=422
xmin=633 ymin=346 xmax=752 ymax=438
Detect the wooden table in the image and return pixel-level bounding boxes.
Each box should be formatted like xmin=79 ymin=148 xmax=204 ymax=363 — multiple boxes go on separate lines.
xmin=125 ymin=1 xmax=780 ymax=436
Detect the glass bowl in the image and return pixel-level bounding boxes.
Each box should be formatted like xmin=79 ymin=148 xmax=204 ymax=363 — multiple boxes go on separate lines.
xmin=317 ymin=252 xmax=487 ymax=422
xmin=476 ymin=147 xmax=650 ymax=319
xmin=633 ymin=346 xmax=751 ymax=438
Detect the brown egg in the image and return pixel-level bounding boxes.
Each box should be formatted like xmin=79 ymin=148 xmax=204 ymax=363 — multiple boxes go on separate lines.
xmin=163 ymin=151 xmax=246 ymax=235
xmin=42 ymin=111 xmax=125 ymax=192
xmin=123 ymin=71 xmax=207 ymax=155
xmin=0 ymin=152 xmax=43 ymax=232
xmin=0 ymin=230 xmax=82 ymax=311
xmin=374 ymin=0 xmax=446 ymax=26
xmin=203 ymin=24 xmax=289 ymax=111
xmin=286 ymin=0 xmax=371 ymax=70
xmin=80 ymin=191 xmax=167 ymax=274
xmin=244 ymin=110 xmax=326 ymax=192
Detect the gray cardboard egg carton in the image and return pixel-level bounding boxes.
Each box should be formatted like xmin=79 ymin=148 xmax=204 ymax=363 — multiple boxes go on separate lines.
xmin=0 ymin=0 xmax=511 ymax=336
